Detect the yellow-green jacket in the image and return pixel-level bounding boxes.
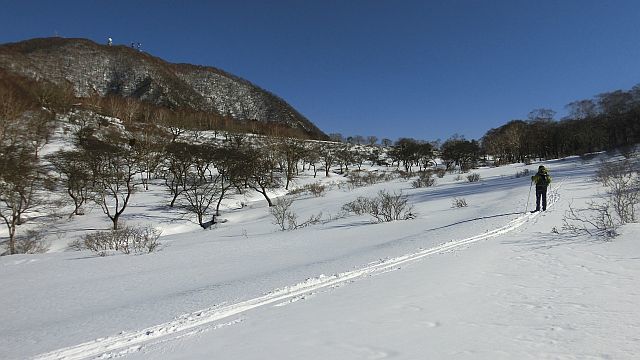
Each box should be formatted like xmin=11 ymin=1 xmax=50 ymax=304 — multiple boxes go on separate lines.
xmin=531 ymin=170 xmax=551 ymax=187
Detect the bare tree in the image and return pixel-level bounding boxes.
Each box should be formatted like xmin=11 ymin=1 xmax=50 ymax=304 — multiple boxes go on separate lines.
xmin=212 ymin=147 xmax=246 ymax=217
xmin=319 ymin=145 xmax=336 ymax=177
xmin=25 ymin=111 xmax=56 ymax=158
xmin=336 ymin=145 xmax=354 ymax=174
xmin=566 ymin=99 xmax=597 ymax=120
xmin=83 ymin=132 xmax=143 ymax=230
xmin=156 ymin=108 xmax=183 ymax=142
xmin=393 ymin=138 xmax=421 ymax=173
xmin=527 ymin=108 xmax=556 ymax=122
xmin=0 ymin=145 xmax=42 ymax=254
xmin=33 ymin=81 xmax=76 ymax=116
xmin=441 ymin=136 xmax=481 ymax=173
xmin=46 ymin=150 xmax=92 ymax=217
xmin=240 ymin=147 xmax=281 ymax=207
xmin=417 ymin=142 xmax=436 ymax=171
xmin=129 ymin=123 xmax=170 ymax=190
xmin=161 ymin=142 xmax=193 ymax=207
xmin=180 ymin=144 xmax=222 ymax=228
xmin=226 ymin=132 xmax=247 ymax=149
xmin=304 ymin=143 xmax=321 ymax=178
xmin=276 ymin=138 xmax=305 ymax=190
xmin=102 ymin=96 xmax=141 ymax=124
xmin=367 ymin=148 xmax=382 ymax=166
xmin=0 ymin=86 xmax=32 ymax=144
xmin=352 ymin=149 xmax=367 ymax=170
xmin=0 ymin=84 xmax=54 ymax=254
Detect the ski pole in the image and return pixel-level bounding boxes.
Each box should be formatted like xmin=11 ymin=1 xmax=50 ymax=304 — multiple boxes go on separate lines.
xmin=525 ymin=180 xmax=533 ymax=214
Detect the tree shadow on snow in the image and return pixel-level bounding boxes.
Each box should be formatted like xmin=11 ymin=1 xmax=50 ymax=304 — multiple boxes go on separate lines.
xmin=423 ymin=212 xmax=522 ymax=232
xmin=501 ymin=231 xmax=604 ymax=250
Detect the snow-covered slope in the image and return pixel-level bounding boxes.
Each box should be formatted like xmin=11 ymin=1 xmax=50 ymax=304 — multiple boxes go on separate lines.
xmin=1 ymin=151 xmax=639 ymax=359
xmin=0 ymin=37 xmax=326 ymax=138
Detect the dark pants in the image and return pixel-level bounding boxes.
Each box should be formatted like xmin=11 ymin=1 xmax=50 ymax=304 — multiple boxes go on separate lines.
xmin=535 ymin=186 xmax=547 ymax=211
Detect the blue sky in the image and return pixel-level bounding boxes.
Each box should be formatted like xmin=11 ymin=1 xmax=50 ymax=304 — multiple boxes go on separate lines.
xmin=2 ymin=0 xmax=640 ymax=141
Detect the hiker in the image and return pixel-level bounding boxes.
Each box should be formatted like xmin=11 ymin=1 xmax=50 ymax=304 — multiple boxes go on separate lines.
xmin=531 ymin=165 xmax=552 ymax=212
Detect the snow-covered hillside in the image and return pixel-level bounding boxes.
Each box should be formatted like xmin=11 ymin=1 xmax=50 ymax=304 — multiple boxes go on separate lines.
xmin=0 ymin=37 xmax=327 ymax=139
xmin=1 ymin=139 xmax=639 ymax=359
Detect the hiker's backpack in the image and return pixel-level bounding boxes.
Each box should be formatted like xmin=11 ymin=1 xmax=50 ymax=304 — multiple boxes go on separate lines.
xmin=537 ymin=172 xmax=549 ymax=186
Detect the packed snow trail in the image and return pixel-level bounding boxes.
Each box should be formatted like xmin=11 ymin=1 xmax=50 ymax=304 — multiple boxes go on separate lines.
xmin=32 ymin=184 xmax=561 ymax=360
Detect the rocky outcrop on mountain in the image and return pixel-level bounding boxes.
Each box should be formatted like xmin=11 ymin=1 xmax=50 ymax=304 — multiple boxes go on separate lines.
xmin=0 ymin=37 xmax=326 ymax=138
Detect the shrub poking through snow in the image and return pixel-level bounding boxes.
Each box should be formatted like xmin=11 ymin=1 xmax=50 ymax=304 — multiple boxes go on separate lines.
xmin=466 ymin=173 xmax=481 ymax=182
xmin=10 ymin=230 xmax=50 ymax=254
xmin=341 ymin=196 xmax=371 ymax=216
xmin=563 ymin=159 xmax=640 ymax=238
xmin=396 ymin=170 xmax=413 ymax=180
xmin=594 ymin=159 xmax=639 ymax=223
xmin=342 ymin=190 xmax=414 ymax=223
xmin=271 ymin=197 xmax=322 ymax=231
xmin=435 ymin=168 xmax=446 ymax=178
xmin=515 ymin=169 xmax=531 ymax=178
xmin=451 ymin=197 xmax=468 ymax=208
xmin=412 ymin=171 xmax=436 ymax=188
xmin=306 ymin=183 xmax=326 ymax=197
xmin=563 ymin=201 xmax=620 ymax=239
xmin=270 ymin=197 xmax=296 ymax=231
xmin=82 ymin=225 xmax=162 ymax=255
xmin=286 ymin=187 xmax=306 ymax=196
xmin=289 ymin=183 xmax=327 ymax=197
xmin=580 ymin=153 xmax=598 ymax=163
xmin=67 ymin=238 xmax=85 ymax=251
xmin=347 ymin=170 xmax=394 ymax=188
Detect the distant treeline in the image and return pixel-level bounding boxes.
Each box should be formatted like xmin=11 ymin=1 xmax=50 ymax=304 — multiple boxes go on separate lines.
xmin=482 ymin=86 xmax=640 ymax=164
xmin=334 ymin=85 xmax=640 ymax=167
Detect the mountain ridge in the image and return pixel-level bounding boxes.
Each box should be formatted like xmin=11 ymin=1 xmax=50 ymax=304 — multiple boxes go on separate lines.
xmin=0 ymin=37 xmax=326 ymax=139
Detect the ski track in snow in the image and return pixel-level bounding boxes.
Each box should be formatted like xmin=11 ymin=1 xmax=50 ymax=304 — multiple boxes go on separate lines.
xmin=33 ymin=184 xmax=563 ymax=360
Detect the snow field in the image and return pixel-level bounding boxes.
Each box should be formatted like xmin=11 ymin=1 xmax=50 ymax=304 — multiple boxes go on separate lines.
xmin=2 ymin=144 xmax=638 ymax=359
xmin=33 ymin=199 xmax=556 ymax=360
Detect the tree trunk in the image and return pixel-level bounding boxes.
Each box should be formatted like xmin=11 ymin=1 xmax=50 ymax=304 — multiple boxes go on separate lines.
xmin=8 ymin=223 xmax=16 ymax=255
xmin=215 ymin=190 xmax=225 ymax=216
xmin=257 ymin=186 xmax=273 ymax=207
xmin=264 ymin=192 xmax=273 ymax=207
xmin=112 ymin=213 xmax=120 ymax=230
xmin=169 ymin=191 xmax=180 ymax=207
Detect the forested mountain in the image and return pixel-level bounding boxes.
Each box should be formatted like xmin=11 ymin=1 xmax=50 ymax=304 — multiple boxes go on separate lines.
xmin=0 ymin=37 xmax=326 ymax=139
